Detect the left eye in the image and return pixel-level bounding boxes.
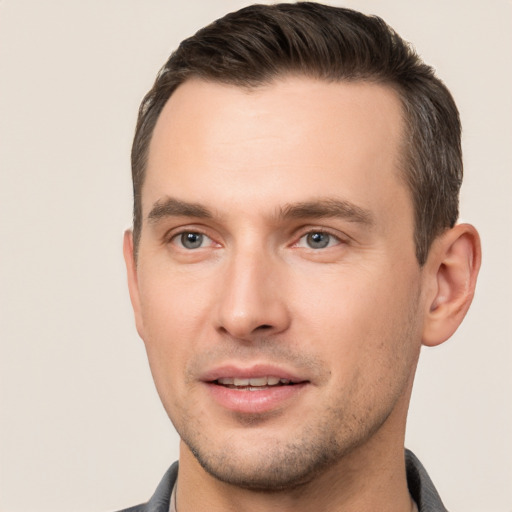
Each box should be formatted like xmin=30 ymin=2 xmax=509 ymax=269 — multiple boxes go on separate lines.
xmin=297 ymin=231 xmax=340 ymax=249
xmin=174 ymin=232 xmax=212 ymax=249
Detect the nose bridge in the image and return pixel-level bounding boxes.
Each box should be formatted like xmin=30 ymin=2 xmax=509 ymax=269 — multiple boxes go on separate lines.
xmin=216 ymin=241 xmax=289 ymax=339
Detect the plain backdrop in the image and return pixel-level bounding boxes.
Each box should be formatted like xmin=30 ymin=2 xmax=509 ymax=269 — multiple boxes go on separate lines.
xmin=1 ymin=1 xmax=511 ymax=511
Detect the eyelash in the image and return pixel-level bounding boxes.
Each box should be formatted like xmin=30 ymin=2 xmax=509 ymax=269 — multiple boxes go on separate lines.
xmin=168 ymin=229 xmax=216 ymax=249
xmin=165 ymin=226 xmax=346 ymax=252
xmin=293 ymin=229 xmax=345 ymax=250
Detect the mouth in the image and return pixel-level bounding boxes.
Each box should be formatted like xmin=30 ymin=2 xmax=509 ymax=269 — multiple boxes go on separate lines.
xmin=212 ymin=376 xmax=300 ymax=391
xmin=202 ymin=367 xmax=309 ymax=414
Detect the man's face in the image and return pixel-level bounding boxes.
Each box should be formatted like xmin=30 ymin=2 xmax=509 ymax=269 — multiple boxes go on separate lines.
xmin=126 ymin=77 xmax=428 ymax=489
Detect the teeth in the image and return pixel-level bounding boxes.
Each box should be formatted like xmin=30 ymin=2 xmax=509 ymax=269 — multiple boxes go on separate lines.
xmin=249 ymin=377 xmax=267 ymax=386
xmin=217 ymin=376 xmax=292 ymax=387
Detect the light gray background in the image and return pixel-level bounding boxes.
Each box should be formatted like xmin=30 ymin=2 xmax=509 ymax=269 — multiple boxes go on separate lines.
xmin=1 ymin=1 xmax=510 ymax=511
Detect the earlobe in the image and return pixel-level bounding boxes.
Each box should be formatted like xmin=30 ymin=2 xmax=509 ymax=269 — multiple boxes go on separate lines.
xmin=123 ymin=229 xmax=145 ymax=339
xmin=422 ymin=224 xmax=481 ymax=347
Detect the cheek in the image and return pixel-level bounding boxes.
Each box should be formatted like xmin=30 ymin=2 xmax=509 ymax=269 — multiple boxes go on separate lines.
xmin=139 ymin=264 xmax=215 ymax=335
xmin=291 ymin=262 xmax=422 ymax=368
xmin=297 ymin=271 xmax=422 ymax=424
xmin=137 ymin=271 xmax=215 ymax=389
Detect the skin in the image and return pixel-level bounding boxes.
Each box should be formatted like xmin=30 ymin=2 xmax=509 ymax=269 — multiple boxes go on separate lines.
xmin=124 ymin=77 xmax=481 ymax=512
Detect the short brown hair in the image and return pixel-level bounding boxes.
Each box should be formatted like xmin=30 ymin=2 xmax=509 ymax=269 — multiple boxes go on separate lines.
xmin=131 ymin=2 xmax=462 ymax=265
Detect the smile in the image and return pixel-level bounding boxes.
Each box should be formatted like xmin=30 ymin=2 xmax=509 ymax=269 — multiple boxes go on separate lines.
xmin=215 ymin=376 xmax=294 ymax=390
xmin=203 ymin=369 xmax=308 ymax=414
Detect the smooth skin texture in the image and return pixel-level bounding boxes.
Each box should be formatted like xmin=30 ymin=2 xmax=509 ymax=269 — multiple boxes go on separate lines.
xmin=124 ymin=77 xmax=480 ymax=512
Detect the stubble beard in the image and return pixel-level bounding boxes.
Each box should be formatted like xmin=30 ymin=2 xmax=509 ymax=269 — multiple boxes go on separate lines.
xmin=176 ymin=395 xmax=400 ymax=492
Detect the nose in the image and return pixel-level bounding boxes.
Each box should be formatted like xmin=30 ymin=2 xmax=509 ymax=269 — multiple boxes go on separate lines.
xmin=215 ymin=247 xmax=291 ymax=341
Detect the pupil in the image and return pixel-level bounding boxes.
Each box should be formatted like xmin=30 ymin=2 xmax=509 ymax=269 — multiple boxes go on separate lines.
xmin=182 ymin=232 xmax=203 ymax=249
xmin=307 ymin=232 xmax=329 ymax=249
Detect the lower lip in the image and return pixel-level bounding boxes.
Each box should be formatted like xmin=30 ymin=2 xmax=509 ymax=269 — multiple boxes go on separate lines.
xmin=204 ymin=382 xmax=308 ymax=414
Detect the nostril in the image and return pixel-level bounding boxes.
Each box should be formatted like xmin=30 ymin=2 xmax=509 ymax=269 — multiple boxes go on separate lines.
xmin=256 ymin=324 xmax=273 ymax=330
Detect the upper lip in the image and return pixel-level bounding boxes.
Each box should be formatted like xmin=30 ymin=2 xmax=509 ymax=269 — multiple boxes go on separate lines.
xmin=200 ymin=364 xmax=308 ymax=384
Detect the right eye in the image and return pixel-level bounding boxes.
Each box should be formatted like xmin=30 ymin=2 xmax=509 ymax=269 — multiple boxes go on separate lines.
xmin=172 ymin=231 xmax=213 ymax=250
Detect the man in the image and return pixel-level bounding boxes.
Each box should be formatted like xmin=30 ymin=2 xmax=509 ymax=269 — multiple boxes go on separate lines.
xmin=120 ymin=3 xmax=481 ymax=511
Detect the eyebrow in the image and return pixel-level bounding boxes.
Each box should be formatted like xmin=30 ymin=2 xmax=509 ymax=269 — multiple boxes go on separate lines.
xmin=147 ymin=197 xmax=213 ymax=223
xmin=147 ymin=196 xmax=373 ymax=226
xmin=279 ymin=198 xmax=374 ymax=225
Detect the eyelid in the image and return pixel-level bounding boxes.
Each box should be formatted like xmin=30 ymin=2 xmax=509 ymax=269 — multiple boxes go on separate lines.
xmin=291 ymin=226 xmax=349 ymax=247
xmin=164 ymin=225 xmax=220 ymax=248
xmin=162 ymin=223 xmax=350 ymax=249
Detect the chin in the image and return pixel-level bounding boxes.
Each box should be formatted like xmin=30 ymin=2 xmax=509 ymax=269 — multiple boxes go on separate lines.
xmin=180 ymin=420 xmax=369 ymax=492
xmin=191 ymin=442 xmax=336 ymax=491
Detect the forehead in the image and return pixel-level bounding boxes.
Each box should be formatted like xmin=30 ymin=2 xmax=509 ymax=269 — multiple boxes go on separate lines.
xmin=144 ymin=76 xmax=409 ymax=223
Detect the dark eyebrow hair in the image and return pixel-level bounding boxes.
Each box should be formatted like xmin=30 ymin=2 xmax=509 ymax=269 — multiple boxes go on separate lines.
xmin=279 ymin=198 xmax=374 ymax=225
xmin=147 ymin=197 xmax=212 ymax=222
xmin=147 ymin=196 xmax=373 ymax=226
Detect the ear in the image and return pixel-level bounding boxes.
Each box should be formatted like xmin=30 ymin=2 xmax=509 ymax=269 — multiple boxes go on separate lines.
xmin=123 ymin=229 xmax=146 ymax=339
xmin=422 ymin=223 xmax=481 ymax=347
